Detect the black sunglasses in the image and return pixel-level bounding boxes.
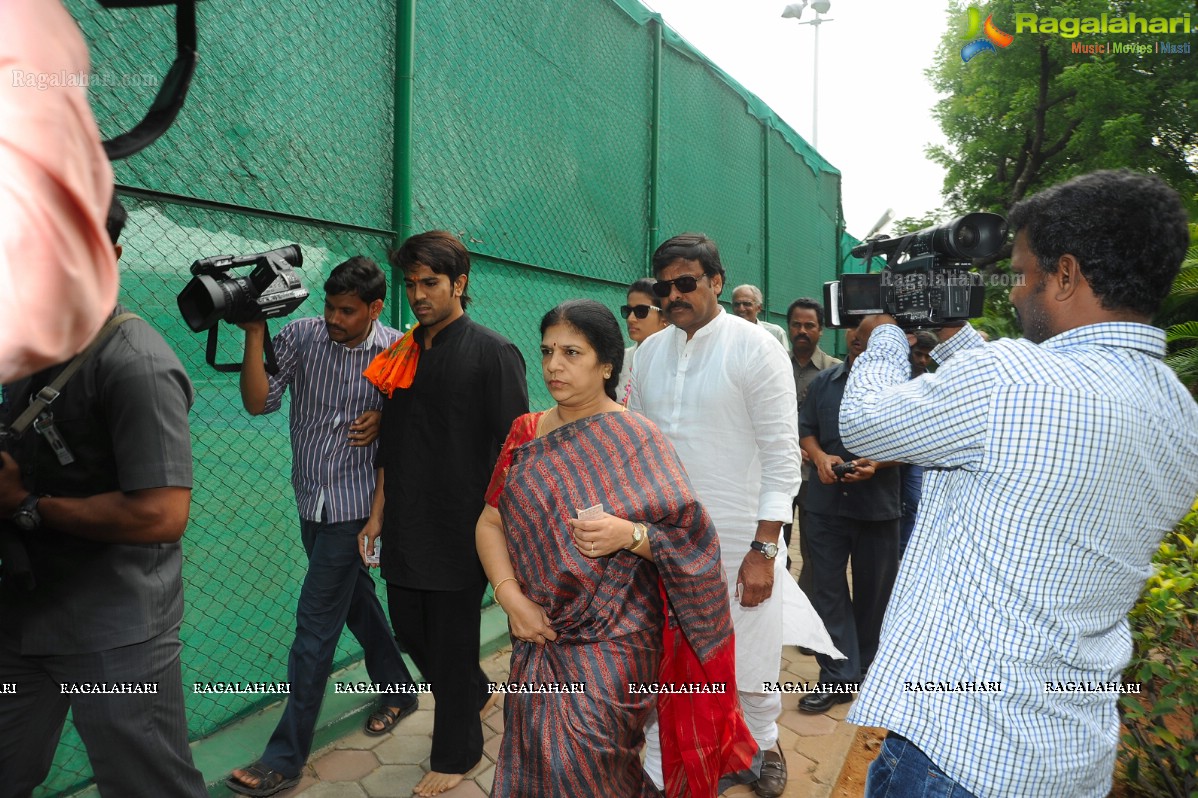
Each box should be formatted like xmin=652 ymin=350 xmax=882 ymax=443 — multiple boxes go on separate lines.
xmin=651 ymin=274 xmax=704 ymax=298
xmin=621 ymin=304 xmax=661 ymax=319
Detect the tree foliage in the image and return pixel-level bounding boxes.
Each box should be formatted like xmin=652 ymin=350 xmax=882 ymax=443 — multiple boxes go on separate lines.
xmin=1158 ymin=228 xmax=1198 ymax=396
xmin=1121 ymin=499 xmax=1198 ymax=797
xmin=928 ymin=0 xmax=1198 ymax=247
xmin=919 ymin=2 xmax=1198 ymax=338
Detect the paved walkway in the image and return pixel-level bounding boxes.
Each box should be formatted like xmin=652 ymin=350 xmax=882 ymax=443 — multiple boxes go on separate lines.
xmin=212 ymin=645 xmax=857 ymax=798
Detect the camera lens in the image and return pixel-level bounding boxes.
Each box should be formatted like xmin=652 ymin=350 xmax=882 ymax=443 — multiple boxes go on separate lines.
xmin=957 ymin=224 xmax=978 ymax=250
xmin=944 ymin=213 xmax=1006 ymax=259
xmin=177 ymin=274 xmax=228 ymax=332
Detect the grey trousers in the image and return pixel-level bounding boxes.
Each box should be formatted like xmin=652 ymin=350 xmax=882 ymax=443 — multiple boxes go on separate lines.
xmin=0 ymin=620 xmax=206 ymax=798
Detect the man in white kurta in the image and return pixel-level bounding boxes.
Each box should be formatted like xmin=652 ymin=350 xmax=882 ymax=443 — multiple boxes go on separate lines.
xmin=629 ymin=233 xmax=802 ymax=798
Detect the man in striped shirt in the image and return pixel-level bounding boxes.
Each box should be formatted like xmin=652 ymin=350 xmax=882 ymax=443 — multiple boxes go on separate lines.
xmin=227 ymin=257 xmax=418 ymax=797
xmin=839 ymin=169 xmax=1198 ymax=798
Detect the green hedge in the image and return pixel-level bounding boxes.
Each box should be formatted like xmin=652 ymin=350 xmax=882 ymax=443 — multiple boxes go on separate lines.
xmin=1121 ymin=498 xmax=1198 ymax=797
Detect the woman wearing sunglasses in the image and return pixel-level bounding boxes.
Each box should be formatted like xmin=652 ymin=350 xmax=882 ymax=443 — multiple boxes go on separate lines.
xmin=475 ymin=300 xmax=755 ymax=798
xmin=616 ymin=278 xmax=669 ymax=403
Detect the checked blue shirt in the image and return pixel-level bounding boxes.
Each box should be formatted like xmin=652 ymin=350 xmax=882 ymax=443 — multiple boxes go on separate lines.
xmin=840 ymin=322 xmax=1198 ymax=798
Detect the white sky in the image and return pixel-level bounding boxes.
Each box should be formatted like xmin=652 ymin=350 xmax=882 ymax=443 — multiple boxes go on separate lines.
xmin=641 ymin=0 xmax=955 ymax=238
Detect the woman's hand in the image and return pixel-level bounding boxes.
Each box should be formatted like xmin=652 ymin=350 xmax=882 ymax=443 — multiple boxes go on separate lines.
xmin=500 ymin=586 xmax=558 ymax=645
xmin=568 ymin=511 xmax=636 ymax=558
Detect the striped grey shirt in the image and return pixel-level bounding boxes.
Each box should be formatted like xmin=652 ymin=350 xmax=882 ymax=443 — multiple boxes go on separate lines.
xmin=264 ymin=316 xmax=400 ymax=523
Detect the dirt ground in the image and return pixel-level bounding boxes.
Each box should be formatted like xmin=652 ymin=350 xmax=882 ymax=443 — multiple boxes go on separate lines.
xmin=831 ymin=727 xmax=1141 ymax=797
xmin=831 ymin=727 xmax=885 ymax=797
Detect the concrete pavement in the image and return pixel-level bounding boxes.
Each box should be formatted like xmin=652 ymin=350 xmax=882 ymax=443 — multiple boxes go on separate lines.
xmin=206 ymin=644 xmax=857 ymax=798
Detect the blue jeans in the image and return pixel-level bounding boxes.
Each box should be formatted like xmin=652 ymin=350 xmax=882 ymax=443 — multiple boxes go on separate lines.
xmin=261 ymin=516 xmax=417 ymax=776
xmin=866 ymin=734 xmax=979 ymax=798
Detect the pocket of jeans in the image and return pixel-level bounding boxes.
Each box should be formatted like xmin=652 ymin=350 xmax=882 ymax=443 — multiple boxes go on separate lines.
xmin=865 ymin=736 xmax=900 ymax=796
xmin=878 ymin=735 xmax=901 ymax=769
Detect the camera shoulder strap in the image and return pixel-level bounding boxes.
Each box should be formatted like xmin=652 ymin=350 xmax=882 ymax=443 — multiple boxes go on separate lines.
xmin=99 ymin=1 xmax=198 ymax=161
xmin=9 ymin=313 xmax=140 ymax=435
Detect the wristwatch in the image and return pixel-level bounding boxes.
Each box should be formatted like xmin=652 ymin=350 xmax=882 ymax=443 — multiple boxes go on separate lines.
xmin=11 ymin=494 xmax=43 ymax=532
xmin=626 ymin=522 xmax=647 ymax=551
xmin=750 ymin=540 xmax=779 ymax=560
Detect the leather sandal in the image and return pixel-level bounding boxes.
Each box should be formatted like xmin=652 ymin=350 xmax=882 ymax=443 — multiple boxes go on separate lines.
xmin=364 ymin=698 xmax=418 ymax=736
xmin=226 ymin=762 xmax=301 ymax=797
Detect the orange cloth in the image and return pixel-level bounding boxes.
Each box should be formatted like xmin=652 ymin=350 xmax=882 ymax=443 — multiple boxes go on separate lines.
xmin=363 ymin=324 xmax=421 ymax=396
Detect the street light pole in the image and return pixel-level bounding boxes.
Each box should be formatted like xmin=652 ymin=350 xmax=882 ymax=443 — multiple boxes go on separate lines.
xmin=781 ymin=1 xmax=833 ymax=148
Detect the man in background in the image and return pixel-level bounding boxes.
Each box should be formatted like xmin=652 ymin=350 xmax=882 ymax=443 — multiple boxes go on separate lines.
xmin=907 ymin=330 xmax=937 ymax=377
xmin=228 ymin=257 xmax=418 ymax=796
xmin=732 ymin=284 xmax=790 ymax=352
xmin=797 ymin=322 xmax=900 ymax=714
xmin=785 ymin=297 xmax=840 ymax=590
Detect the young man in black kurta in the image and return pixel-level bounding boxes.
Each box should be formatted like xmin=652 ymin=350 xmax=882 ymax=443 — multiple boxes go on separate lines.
xmin=362 ymin=230 xmax=528 ymax=797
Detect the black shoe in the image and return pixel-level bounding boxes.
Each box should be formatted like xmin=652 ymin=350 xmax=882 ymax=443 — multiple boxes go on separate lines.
xmin=798 ymin=688 xmax=854 ymax=714
xmin=751 ymin=745 xmax=788 ymax=798
xmin=797 ymin=646 xmax=816 ymax=656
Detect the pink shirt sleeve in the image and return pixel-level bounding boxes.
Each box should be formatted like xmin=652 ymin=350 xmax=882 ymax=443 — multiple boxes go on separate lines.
xmin=0 ymin=0 xmax=119 ymax=381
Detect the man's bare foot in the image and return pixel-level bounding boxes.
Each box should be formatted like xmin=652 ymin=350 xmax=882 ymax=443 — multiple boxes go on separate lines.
xmin=412 ymin=771 xmax=464 ymax=796
xmin=479 ymin=690 xmax=501 ymax=719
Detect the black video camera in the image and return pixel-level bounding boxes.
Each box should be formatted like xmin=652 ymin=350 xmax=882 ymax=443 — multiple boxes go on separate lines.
xmin=176 ymin=245 xmax=308 ymax=373
xmin=824 ymin=213 xmax=1007 ymax=329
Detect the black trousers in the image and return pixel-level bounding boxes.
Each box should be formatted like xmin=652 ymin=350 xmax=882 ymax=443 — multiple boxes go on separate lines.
xmin=804 ymin=510 xmax=900 ymax=685
xmin=386 ymin=580 xmax=490 ymax=774
xmin=782 ymin=482 xmax=814 ymax=596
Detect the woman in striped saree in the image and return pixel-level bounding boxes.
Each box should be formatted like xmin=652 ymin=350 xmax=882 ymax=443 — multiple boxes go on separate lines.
xmin=476 ymin=299 xmax=755 ymax=798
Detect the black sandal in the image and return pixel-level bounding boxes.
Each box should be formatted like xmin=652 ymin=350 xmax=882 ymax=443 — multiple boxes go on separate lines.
xmin=364 ymin=698 xmax=419 ymax=736
xmin=225 ymin=761 xmax=300 ymax=797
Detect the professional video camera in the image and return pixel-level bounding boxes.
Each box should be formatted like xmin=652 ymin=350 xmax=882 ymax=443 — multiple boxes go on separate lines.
xmin=177 ymin=245 xmax=308 ymax=373
xmin=824 ymin=213 xmax=1007 ymax=329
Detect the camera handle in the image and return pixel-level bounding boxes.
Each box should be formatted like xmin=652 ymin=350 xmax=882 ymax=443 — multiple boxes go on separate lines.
xmin=204 ymin=326 xmax=282 ymax=375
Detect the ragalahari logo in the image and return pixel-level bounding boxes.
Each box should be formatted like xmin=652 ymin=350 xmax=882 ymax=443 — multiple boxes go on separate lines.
xmin=961 ymin=6 xmax=1014 ymax=61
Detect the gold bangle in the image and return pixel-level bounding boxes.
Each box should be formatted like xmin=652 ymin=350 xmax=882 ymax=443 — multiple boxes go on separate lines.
xmin=492 ymin=577 xmax=519 ymax=603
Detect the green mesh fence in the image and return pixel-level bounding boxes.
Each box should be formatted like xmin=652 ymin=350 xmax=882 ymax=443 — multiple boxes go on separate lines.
xmin=40 ymin=0 xmax=844 ymax=792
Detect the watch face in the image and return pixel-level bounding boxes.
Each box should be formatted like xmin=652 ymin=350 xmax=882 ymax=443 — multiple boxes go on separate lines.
xmin=753 ymin=540 xmax=779 ymax=559
xmin=12 ymin=496 xmax=40 ymax=531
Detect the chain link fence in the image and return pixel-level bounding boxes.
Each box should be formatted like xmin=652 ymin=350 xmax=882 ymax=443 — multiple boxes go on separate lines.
xmin=42 ymin=0 xmax=845 ymax=792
